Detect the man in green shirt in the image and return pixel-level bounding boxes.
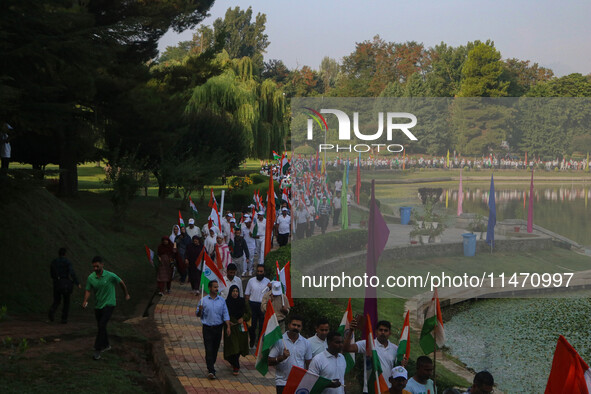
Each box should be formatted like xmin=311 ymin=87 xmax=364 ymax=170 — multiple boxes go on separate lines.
xmin=82 ymin=256 xmax=130 ymax=360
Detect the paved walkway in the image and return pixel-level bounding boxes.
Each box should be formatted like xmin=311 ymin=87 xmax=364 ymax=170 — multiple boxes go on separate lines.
xmin=153 ymin=281 xmax=276 ymax=393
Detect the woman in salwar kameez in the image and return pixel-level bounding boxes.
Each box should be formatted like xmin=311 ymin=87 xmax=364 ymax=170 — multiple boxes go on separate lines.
xmin=224 ymin=285 xmax=251 ymax=375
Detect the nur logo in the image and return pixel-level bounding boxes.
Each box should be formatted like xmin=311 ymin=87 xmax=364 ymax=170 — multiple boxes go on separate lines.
xmin=303 ymin=107 xmax=417 ymax=153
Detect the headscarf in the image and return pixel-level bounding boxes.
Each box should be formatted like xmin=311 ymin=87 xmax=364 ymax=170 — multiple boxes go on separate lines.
xmin=170 ymin=224 xmax=180 ymax=243
xmin=158 ymin=236 xmax=174 ymax=257
xmin=225 ymin=285 xmax=245 ymax=319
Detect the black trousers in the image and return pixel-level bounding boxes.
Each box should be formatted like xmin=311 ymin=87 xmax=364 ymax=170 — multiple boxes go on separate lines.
xmin=203 ymin=324 xmax=223 ymax=374
xmin=49 ymin=285 xmax=71 ymax=322
xmin=295 ymin=224 xmax=306 ymax=240
xmin=333 ymin=208 xmax=341 ymax=225
xmin=94 ymin=305 xmax=115 ymax=351
xmin=306 ymin=222 xmax=315 ymax=237
xmin=249 ymin=301 xmax=264 ymax=347
xmin=318 ymin=215 xmax=329 ymax=233
xmin=277 ymin=233 xmax=289 ymax=246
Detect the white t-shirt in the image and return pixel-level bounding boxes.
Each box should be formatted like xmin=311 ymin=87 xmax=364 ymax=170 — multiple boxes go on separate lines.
xmin=276 ymin=214 xmax=291 ymax=234
xmin=245 ymin=277 xmax=270 ymax=303
xmin=308 ymin=334 xmax=328 ymax=358
xmin=269 ymin=332 xmax=313 ymax=386
xmin=241 ymin=223 xmax=256 ymax=248
xmin=255 ymin=218 xmax=266 ymax=237
xmin=405 ymin=377 xmax=436 ymax=394
xmin=308 ymin=350 xmax=346 ymax=394
xmin=186 ymin=225 xmax=202 ymax=239
xmin=356 ymin=339 xmax=398 ymax=389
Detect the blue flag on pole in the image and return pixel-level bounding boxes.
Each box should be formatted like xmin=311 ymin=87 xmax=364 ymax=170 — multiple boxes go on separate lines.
xmin=486 ymin=174 xmax=496 ymax=247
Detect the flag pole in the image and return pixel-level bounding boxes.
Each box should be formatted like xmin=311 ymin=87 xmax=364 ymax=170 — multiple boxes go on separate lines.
xmin=220 ymin=190 xmax=225 ymax=218
xmin=433 ymin=327 xmax=437 ymax=390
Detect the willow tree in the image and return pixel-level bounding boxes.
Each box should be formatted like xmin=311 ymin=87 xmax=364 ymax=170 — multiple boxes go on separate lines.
xmin=186 ymin=55 xmax=288 ymax=159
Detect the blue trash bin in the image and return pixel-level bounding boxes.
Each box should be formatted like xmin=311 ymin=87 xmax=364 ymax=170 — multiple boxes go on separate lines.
xmin=462 ymin=233 xmax=477 ymax=257
xmin=399 ymin=207 xmax=412 ymax=225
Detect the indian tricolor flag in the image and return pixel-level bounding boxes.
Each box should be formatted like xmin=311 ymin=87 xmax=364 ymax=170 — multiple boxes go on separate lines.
xmin=420 ymin=288 xmax=445 ymax=354
xmin=365 ymin=314 xmax=389 ymax=394
xmin=396 ymin=311 xmax=411 ymax=365
xmin=255 ymin=300 xmax=283 ymax=376
xmin=276 ymin=261 xmax=294 ymax=307
xmin=337 ymin=298 xmax=355 ymax=373
xmin=283 ymin=366 xmax=332 ymax=394
xmin=144 ymin=245 xmax=155 ymax=268
xmin=189 ymin=196 xmax=198 ymax=217
xmin=200 ymin=252 xmax=227 ymax=295
xmin=273 ymin=151 xmax=281 ymax=161
xmin=545 ymin=335 xmax=591 ymax=393
xmin=208 ymin=200 xmax=221 ymax=230
xmin=178 ymin=210 xmax=185 ymax=228
xmin=281 ymin=153 xmax=290 ymax=175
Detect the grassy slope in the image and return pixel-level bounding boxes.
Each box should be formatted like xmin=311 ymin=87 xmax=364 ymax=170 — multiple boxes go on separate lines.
xmin=0 ymin=181 xmax=211 ymax=317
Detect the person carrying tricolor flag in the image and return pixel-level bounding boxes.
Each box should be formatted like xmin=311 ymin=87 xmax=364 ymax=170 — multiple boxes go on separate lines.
xmin=267 ymin=314 xmax=313 ymax=392
xmin=199 ymin=252 xmax=227 ymax=297
xmin=344 ymin=315 xmax=407 ymax=392
xmin=195 ymin=278 xmax=231 ymax=380
xmin=254 ymin=300 xmax=283 ymax=376
xmin=275 ymin=261 xmax=294 ymax=307
xmin=305 ymin=331 xmax=349 ymax=393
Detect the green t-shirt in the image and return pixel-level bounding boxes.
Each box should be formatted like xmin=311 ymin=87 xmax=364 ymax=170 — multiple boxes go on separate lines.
xmin=86 ymin=270 xmax=121 ymax=309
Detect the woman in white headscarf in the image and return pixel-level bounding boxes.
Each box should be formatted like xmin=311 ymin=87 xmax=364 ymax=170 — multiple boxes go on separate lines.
xmin=169 ymin=224 xmax=180 ymax=243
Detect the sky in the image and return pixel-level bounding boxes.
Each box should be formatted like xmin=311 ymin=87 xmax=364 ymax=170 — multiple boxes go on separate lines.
xmin=158 ymin=0 xmax=591 ymax=77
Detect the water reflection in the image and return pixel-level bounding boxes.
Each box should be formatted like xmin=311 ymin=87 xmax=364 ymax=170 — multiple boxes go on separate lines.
xmin=440 ymin=186 xmax=591 ymax=245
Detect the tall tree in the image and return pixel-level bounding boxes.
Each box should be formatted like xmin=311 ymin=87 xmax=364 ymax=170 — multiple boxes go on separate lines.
xmin=457 ymin=41 xmax=509 ymax=97
xmin=1 ymin=0 xmax=215 ymax=196
xmin=212 ymin=7 xmax=269 ymax=73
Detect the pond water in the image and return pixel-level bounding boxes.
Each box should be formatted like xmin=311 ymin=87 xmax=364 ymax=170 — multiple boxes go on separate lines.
xmin=445 ymin=296 xmax=591 ymax=393
xmin=380 ymin=182 xmax=591 ymax=246
xmin=445 ymin=184 xmax=591 ymax=246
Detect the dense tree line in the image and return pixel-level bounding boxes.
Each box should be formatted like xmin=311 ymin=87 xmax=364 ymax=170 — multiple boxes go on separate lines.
xmin=3 ymin=2 xmax=591 ymax=199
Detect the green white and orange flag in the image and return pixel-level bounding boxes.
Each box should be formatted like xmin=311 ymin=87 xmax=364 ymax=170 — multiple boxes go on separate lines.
xmin=144 ymin=245 xmax=155 ymax=268
xmin=273 ymin=151 xmax=281 ymax=161
xmin=277 ymin=261 xmax=294 ymax=307
xmin=420 ymin=287 xmax=445 ymax=354
xmin=200 ymin=252 xmax=227 ymax=295
xmin=396 ymin=310 xmax=411 ymax=365
xmin=189 ymin=196 xmax=198 ymax=218
xmin=178 ymin=210 xmax=185 ymax=228
xmin=365 ymin=314 xmax=389 ymax=394
xmin=337 ymin=298 xmax=356 ymax=373
xmin=283 ymin=366 xmax=332 ymax=394
xmin=255 ymin=300 xmax=283 ymax=376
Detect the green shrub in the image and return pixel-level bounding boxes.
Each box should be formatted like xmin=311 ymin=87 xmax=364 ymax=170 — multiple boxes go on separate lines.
xmin=249 ymin=173 xmax=267 ymax=184
xmin=290 ymin=298 xmax=345 ymax=337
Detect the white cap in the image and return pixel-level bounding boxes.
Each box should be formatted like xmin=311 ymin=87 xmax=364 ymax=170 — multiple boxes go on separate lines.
xmin=245 ymin=218 xmax=252 ymax=223
xmin=282 ymin=207 xmax=288 ymax=212
xmin=271 ymin=281 xmax=282 ymax=296
xmin=258 ymin=210 xmax=265 ymax=216
xmin=188 ymin=218 xmax=195 ymax=224
xmin=226 ymin=213 xmax=233 ymax=217
xmin=230 ymin=218 xmax=236 ymax=223
xmin=390 ymin=366 xmax=408 ymax=380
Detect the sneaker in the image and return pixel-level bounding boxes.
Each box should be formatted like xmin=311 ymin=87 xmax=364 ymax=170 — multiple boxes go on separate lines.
xmin=195 ymin=290 xmax=200 ymax=296
xmin=207 ymin=373 xmax=216 ymax=380
xmin=232 ymin=368 xmax=239 ymax=376
xmin=242 ymin=271 xmax=247 ymax=276
xmin=93 ymin=351 xmax=101 ymax=360
xmin=101 ymin=345 xmax=112 ymax=353
xmin=158 ymin=292 xmax=163 ymax=296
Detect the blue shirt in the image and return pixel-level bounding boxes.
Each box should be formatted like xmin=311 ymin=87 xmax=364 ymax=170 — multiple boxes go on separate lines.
xmin=196 ymin=294 xmax=230 ymax=326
